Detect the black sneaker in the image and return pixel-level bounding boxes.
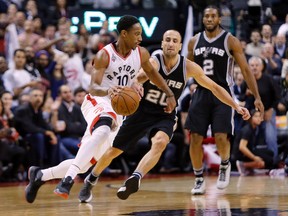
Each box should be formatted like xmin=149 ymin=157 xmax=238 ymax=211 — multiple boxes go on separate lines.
xmin=25 ymin=166 xmax=45 ymax=203
xmin=54 ymin=176 xmax=74 ymax=199
xmin=78 ymin=176 xmax=97 ymax=203
xmin=117 ymin=175 xmax=140 ymax=200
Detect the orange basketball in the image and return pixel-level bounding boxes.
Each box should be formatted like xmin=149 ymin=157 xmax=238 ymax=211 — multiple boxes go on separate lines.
xmin=111 ymin=87 xmax=140 ymax=116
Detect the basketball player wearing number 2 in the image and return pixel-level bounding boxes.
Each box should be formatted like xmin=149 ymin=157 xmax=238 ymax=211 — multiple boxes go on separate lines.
xmin=185 ymin=5 xmax=264 ymax=195
xmin=24 ymin=15 xmax=176 ymax=203
xmin=77 ymin=29 xmax=251 ymax=203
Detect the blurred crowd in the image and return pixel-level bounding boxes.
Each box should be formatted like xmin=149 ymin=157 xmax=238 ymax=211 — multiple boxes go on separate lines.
xmin=0 ymin=0 xmax=287 ymax=181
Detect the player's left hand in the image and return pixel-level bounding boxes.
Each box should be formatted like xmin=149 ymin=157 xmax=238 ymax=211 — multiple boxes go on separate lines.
xmin=236 ymin=106 xmax=250 ymax=120
xmin=164 ymin=96 xmax=176 ymax=113
xmin=254 ymin=98 xmax=264 ymax=121
xmin=131 ymin=82 xmax=144 ymax=98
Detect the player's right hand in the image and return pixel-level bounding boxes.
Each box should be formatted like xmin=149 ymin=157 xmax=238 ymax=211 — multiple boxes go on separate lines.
xmin=236 ymin=106 xmax=250 ymax=120
xmin=108 ymin=86 xmax=123 ymax=98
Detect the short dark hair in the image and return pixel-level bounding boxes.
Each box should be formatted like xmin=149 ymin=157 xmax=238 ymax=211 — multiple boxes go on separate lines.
xmin=204 ymin=5 xmax=222 ymax=17
xmin=73 ymin=87 xmax=87 ymax=96
xmin=116 ymin=15 xmax=139 ymax=33
xmin=13 ymin=48 xmax=25 ymax=56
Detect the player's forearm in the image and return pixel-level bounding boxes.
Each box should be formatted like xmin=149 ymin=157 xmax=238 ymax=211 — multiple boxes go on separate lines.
xmin=88 ymin=85 xmax=109 ymax=96
xmin=211 ymin=86 xmax=238 ymax=110
xmin=243 ymin=69 xmax=261 ymax=100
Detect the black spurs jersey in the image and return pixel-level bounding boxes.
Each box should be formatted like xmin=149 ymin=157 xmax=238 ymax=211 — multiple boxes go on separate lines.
xmin=139 ymin=53 xmax=186 ymax=115
xmin=193 ymin=30 xmax=234 ymax=88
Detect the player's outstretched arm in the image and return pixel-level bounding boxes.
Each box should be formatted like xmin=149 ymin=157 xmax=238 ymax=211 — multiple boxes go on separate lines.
xmin=187 ymin=60 xmax=250 ymax=120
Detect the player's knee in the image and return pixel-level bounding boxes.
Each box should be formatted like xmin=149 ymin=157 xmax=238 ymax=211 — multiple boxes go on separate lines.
xmin=190 ymin=133 xmax=203 ymax=146
xmin=214 ymin=133 xmax=228 ymax=144
xmin=95 ymin=125 xmax=111 ymax=137
xmin=151 ymin=137 xmax=168 ymax=152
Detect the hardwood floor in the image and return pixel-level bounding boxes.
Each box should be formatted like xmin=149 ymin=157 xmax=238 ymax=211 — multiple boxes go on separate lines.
xmin=1 ymin=174 xmax=288 ymax=215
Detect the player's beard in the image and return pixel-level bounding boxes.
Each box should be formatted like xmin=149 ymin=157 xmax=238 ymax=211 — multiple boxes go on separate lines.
xmin=205 ymin=25 xmax=218 ymax=33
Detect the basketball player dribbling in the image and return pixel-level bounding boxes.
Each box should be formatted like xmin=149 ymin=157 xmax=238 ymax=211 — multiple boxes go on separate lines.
xmin=185 ymin=5 xmax=264 ymax=195
xmin=76 ymin=30 xmax=250 ymax=203
xmin=25 ymin=15 xmax=176 ymax=203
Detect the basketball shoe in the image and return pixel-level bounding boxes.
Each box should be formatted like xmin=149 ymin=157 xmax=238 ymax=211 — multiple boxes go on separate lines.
xmin=78 ymin=174 xmax=98 ymax=203
xmin=25 ymin=166 xmax=45 ymax=203
xmin=217 ymin=163 xmax=231 ymax=189
xmin=54 ymin=176 xmax=74 ymax=199
xmin=191 ymin=177 xmax=206 ymax=195
xmin=117 ymin=175 xmax=140 ymax=200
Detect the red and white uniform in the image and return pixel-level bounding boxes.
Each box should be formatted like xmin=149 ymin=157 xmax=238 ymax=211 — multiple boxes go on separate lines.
xmin=80 ymin=43 xmax=142 ymax=161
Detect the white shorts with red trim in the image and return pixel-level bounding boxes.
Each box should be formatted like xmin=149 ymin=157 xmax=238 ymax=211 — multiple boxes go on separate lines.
xmin=81 ymin=94 xmax=122 ymax=133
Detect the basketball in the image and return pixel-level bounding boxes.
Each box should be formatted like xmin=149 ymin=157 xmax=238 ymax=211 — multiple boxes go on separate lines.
xmin=111 ymin=87 xmax=140 ymax=116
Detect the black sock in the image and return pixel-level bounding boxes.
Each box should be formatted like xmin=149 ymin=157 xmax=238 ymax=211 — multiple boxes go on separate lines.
xmin=221 ymin=159 xmax=230 ymax=166
xmin=194 ymin=168 xmax=204 ymax=178
xmin=88 ymin=172 xmax=99 ymax=183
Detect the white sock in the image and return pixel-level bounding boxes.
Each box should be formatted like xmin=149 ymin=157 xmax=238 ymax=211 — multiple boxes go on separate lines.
xmin=41 ymin=158 xmax=93 ymax=181
xmin=65 ymin=125 xmax=111 ymax=179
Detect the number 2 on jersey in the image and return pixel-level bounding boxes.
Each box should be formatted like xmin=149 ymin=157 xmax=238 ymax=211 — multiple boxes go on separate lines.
xmin=203 ymin=59 xmax=214 ymax=75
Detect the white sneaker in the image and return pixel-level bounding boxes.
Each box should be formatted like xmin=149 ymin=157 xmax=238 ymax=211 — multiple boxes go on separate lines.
xmin=191 ymin=177 xmax=206 ymax=195
xmin=236 ymin=160 xmax=246 ymax=176
xmin=217 ymin=163 xmax=231 ymax=189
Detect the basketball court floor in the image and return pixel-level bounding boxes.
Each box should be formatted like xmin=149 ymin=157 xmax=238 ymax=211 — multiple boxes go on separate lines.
xmin=1 ymin=174 xmax=288 ymax=216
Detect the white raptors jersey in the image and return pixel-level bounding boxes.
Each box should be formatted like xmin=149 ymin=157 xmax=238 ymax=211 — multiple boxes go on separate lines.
xmin=101 ymin=43 xmax=142 ymax=91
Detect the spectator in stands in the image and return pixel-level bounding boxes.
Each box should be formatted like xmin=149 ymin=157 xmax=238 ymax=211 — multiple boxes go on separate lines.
xmin=274 ymin=34 xmax=288 ymax=60
xmin=55 ymin=18 xmax=77 ymax=51
xmin=244 ymin=56 xmax=281 ymax=165
xmin=50 ymin=63 xmax=66 ymax=100
xmin=76 ymin=23 xmax=94 ymax=64
xmin=32 ymin=16 xmax=43 ymax=36
xmin=44 ymin=24 xmax=56 ymax=41
xmin=62 ymin=40 xmax=84 ymax=92
xmin=0 ymin=90 xmax=15 ymax=120
xmin=0 ymin=98 xmax=25 ymax=181
xmin=277 ymin=14 xmax=288 ymax=37
xmin=4 ymin=5 xmax=20 ymax=68
xmin=2 ymin=49 xmax=39 ymax=105
xmin=49 ymin=0 xmax=71 ymax=26
xmin=245 ymin=30 xmax=264 ymax=57
xmin=0 ymin=56 xmax=7 ymax=92
xmin=234 ymin=109 xmax=274 ymax=176
xmin=14 ymin=88 xmax=59 ymax=167
xmin=34 ymin=50 xmax=53 ymax=94
xmin=233 ymin=69 xmax=246 ymax=134
xmin=81 ymin=58 xmax=92 ymax=91
xmin=261 ymin=42 xmax=282 ymax=80
xmin=260 ymin=24 xmax=274 ymax=44
xmin=50 ymin=84 xmax=86 ymax=156
xmin=24 ymin=0 xmax=43 ymax=21
xmin=17 ymin=19 xmax=40 ymax=49
xmin=14 ymin=11 xmax=26 ymax=35
xmin=277 ymin=69 xmax=288 ymax=116
xmin=73 ymin=87 xmax=87 ymax=106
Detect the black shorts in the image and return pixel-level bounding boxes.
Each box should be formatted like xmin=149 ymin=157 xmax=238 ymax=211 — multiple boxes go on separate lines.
xmin=112 ymin=110 xmax=177 ymax=152
xmin=185 ymin=87 xmax=234 ymax=136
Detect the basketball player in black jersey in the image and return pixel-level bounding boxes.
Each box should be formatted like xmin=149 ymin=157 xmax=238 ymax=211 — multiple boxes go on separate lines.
xmin=185 ymin=5 xmax=264 ymax=195
xmin=77 ymin=30 xmax=250 ymax=202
